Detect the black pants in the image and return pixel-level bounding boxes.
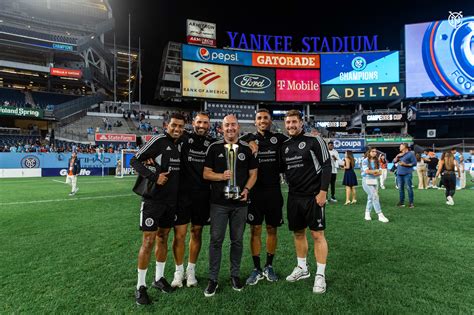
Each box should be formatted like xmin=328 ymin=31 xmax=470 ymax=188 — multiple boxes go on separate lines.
xmin=330 ymin=173 xmax=337 ymax=198
xmin=442 ymin=173 xmax=456 ymax=198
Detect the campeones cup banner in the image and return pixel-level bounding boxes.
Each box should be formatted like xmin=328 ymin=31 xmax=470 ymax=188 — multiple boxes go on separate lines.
xmin=405 ymin=16 xmax=474 ymax=97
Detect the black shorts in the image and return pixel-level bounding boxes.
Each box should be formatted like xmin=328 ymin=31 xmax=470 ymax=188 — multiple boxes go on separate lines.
xmin=247 ymin=188 xmax=284 ymax=227
xmin=427 ymin=169 xmax=437 ymax=178
xmin=176 ymin=190 xmax=211 ymax=226
xmin=139 ymin=200 xmax=176 ymax=231
xmin=287 ymin=194 xmax=325 ymax=232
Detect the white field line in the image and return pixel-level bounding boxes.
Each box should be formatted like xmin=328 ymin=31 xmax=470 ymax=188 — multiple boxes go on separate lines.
xmin=0 ymin=194 xmax=135 ymax=206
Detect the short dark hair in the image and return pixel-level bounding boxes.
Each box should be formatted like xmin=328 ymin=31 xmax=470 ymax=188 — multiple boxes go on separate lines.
xmin=194 ymin=111 xmax=210 ymax=119
xmin=285 ymin=109 xmax=302 ymax=120
xmin=451 ymin=147 xmax=458 ymax=151
xmin=256 ymin=108 xmax=270 ymax=114
xmin=328 ymin=141 xmax=334 ymax=145
xmin=169 ymin=112 xmax=185 ymax=122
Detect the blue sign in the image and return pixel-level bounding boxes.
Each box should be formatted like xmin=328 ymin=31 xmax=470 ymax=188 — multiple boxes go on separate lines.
xmin=321 ymin=51 xmax=399 ymax=85
xmin=41 ymin=168 xmax=111 ymax=177
xmin=332 ymin=138 xmax=366 ymax=152
xmin=182 ymin=44 xmax=252 ymax=66
xmin=0 ymin=153 xmax=118 ymax=169
xmin=52 ymin=43 xmax=74 ymax=51
xmin=230 ymin=66 xmax=275 ymax=101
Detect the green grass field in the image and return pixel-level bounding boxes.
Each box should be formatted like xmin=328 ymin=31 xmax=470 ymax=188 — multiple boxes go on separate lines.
xmin=1 ymin=174 xmax=473 ymax=313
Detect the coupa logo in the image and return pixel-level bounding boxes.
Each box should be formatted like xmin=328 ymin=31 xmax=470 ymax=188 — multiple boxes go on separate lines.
xmin=233 ymin=74 xmax=271 ymax=90
xmin=333 ymin=140 xmax=362 ymax=149
xmin=352 ymin=56 xmax=367 ymax=71
xmin=190 ymin=68 xmax=221 ymax=85
xmin=21 ymin=155 xmax=40 ymax=168
xmin=198 ymin=47 xmax=210 ymax=60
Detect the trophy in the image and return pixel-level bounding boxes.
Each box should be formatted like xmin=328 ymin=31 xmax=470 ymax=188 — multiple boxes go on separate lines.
xmin=223 ymin=143 xmax=241 ymax=200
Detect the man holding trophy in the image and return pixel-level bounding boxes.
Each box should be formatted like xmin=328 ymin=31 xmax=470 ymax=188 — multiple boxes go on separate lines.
xmin=203 ymin=114 xmax=258 ymax=297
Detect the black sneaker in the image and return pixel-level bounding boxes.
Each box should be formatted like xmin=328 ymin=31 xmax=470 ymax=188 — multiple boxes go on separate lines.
xmin=135 ymin=286 xmax=152 ymax=305
xmin=230 ymin=276 xmax=244 ymax=291
xmin=204 ymin=279 xmax=218 ymax=297
xmin=152 ymin=277 xmax=173 ymax=293
xmin=397 ymin=202 xmax=405 ymax=207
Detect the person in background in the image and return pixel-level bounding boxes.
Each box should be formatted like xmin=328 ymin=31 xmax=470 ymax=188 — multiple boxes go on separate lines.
xmin=361 ymin=148 xmax=389 ymax=223
xmin=435 ymin=151 xmax=461 ymax=206
xmin=450 ymin=148 xmax=465 ymax=189
xmin=393 ymin=143 xmax=416 ymax=208
xmin=379 ymin=154 xmax=388 ymax=189
xmin=415 ymin=153 xmax=428 ymax=189
xmin=426 ymin=152 xmax=439 ymax=188
xmin=327 ymin=141 xmax=344 ymax=202
xmin=65 ymin=151 xmax=81 ymax=196
xmin=342 ymin=150 xmax=358 ymax=205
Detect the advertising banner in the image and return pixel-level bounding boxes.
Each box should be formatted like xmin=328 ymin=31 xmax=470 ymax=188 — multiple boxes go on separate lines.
xmin=95 ymin=133 xmax=137 ymax=142
xmin=321 ymin=83 xmax=404 ymax=102
xmin=316 ymin=121 xmax=348 ymax=128
xmin=252 ymin=53 xmax=320 ymax=68
xmin=50 ymin=67 xmax=82 ymax=78
xmin=0 ymin=153 xmax=118 ymax=169
xmin=366 ymin=136 xmax=413 ymax=144
xmin=186 ymin=19 xmax=216 ymax=47
xmin=206 ymin=102 xmax=256 ymax=120
xmin=182 ymin=61 xmax=229 ymax=99
xmin=320 ymin=51 xmax=399 ymax=85
xmin=405 ymin=17 xmax=474 ymax=97
xmin=41 ymin=167 xmax=112 ymax=177
xmin=362 ymin=113 xmax=406 ymax=123
xmin=0 ymin=106 xmax=43 ymax=118
xmin=230 ymin=66 xmax=275 ymax=101
xmin=182 ymin=44 xmax=252 ymax=66
xmin=276 ymin=69 xmax=320 ymax=102
xmin=332 ymin=138 xmax=366 ymax=152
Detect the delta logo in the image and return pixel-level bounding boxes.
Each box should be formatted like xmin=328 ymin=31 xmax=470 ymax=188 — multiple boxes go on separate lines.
xmin=190 ymin=68 xmax=221 ymax=85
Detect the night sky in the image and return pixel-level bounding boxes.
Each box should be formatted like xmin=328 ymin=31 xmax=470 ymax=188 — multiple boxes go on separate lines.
xmin=108 ymin=0 xmax=473 ymax=104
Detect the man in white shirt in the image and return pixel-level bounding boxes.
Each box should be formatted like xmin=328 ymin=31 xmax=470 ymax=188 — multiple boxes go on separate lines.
xmin=327 ymin=141 xmax=344 ymax=202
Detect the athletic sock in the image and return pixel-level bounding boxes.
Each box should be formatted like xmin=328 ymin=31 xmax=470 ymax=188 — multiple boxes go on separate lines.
xmin=265 ymin=253 xmax=274 ymax=267
xmin=175 ymin=264 xmax=184 ymax=273
xmin=155 ymin=261 xmax=165 ymax=281
xmin=137 ymin=268 xmax=147 ymax=290
xmin=186 ymin=262 xmax=196 ymax=272
xmin=297 ymin=257 xmax=307 ymax=271
xmin=316 ymin=262 xmax=326 ymax=277
xmin=252 ymin=255 xmax=261 ymax=271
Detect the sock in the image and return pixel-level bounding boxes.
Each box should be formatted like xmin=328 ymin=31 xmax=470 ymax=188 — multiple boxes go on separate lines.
xmin=297 ymin=257 xmax=307 ymax=271
xmin=176 ymin=264 xmax=184 ymax=273
xmin=137 ymin=268 xmax=147 ymax=289
xmin=316 ymin=263 xmax=326 ymax=277
xmin=265 ymin=253 xmax=274 ymax=267
xmin=252 ymin=255 xmax=261 ymax=271
xmin=155 ymin=261 xmax=165 ymax=281
xmin=186 ymin=262 xmax=196 ymax=272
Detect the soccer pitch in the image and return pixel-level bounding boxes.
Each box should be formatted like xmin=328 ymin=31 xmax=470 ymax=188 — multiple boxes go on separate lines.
xmin=1 ymin=175 xmax=473 ymax=313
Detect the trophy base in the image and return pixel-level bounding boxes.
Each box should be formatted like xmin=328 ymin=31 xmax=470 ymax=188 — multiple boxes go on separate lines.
xmin=223 ymin=186 xmax=241 ymax=200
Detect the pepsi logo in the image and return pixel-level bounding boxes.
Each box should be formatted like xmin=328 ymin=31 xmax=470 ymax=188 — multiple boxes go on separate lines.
xmin=198 ymin=48 xmax=210 ymax=60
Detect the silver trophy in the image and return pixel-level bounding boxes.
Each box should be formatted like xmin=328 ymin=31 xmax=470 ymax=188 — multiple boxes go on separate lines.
xmin=223 ymin=143 xmax=241 ymax=200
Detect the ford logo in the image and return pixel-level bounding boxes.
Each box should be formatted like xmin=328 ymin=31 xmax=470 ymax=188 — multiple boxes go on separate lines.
xmin=234 ymin=74 xmax=272 ymax=90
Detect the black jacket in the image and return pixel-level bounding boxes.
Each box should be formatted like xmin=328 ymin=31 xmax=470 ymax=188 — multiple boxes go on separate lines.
xmin=67 ymin=157 xmax=81 ymax=176
xmin=281 ymin=132 xmax=332 ymax=196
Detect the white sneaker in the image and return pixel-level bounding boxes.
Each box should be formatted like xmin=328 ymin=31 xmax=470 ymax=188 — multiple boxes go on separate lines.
xmin=365 ymin=212 xmax=371 ymax=221
xmin=380 ymin=185 xmax=386 ymax=189
xmin=171 ymin=270 xmax=185 ymax=288
xmin=186 ymin=269 xmax=198 ymax=287
xmin=286 ymin=266 xmax=310 ymax=282
xmin=447 ymin=196 xmax=454 ymax=206
xmin=74 ymin=188 xmax=79 ymax=193
xmin=378 ymin=213 xmax=389 ymax=223
xmin=313 ymin=274 xmax=326 ymax=294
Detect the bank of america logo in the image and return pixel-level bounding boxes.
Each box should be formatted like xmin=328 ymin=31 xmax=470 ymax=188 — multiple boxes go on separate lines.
xmin=190 ymin=68 xmax=221 ymax=85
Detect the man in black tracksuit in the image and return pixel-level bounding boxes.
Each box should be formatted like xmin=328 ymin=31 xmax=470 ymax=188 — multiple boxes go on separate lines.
xmin=171 ymin=112 xmax=215 ymax=288
xmin=240 ymin=109 xmax=288 ymax=285
xmin=130 ymin=113 xmax=185 ymax=305
xmin=280 ymin=110 xmax=331 ymax=294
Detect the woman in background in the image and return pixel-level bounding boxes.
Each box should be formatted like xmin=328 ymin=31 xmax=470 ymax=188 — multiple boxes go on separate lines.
xmin=361 ymin=148 xmax=389 ymax=223
xmin=342 ymin=150 xmax=358 ymax=205
xmin=416 ymin=153 xmax=428 ymax=189
xmin=379 ymin=154 xmax=388 ymax=189
xmin=435 ymin=151 xmax=461 ymax=206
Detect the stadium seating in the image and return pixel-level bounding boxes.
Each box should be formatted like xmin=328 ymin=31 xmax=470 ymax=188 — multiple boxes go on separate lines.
xmin=32 ymin=92 xmax=80 ymax=109
xmin=0 ymin=88 xmax=26 ymax=107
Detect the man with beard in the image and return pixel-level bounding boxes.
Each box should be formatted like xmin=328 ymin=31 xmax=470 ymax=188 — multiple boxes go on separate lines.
xmin=203 ymin=114 xmax=258 ymax=297
xmin=240 ymin=109 xmax=288 ymax=285
xmin=130 ymin=113 xmax=185 ymax=305
xmin=170 ymin=112 xmax=215 ymax=288
xmin=280 ymin=110 xmax=331 ymax=294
